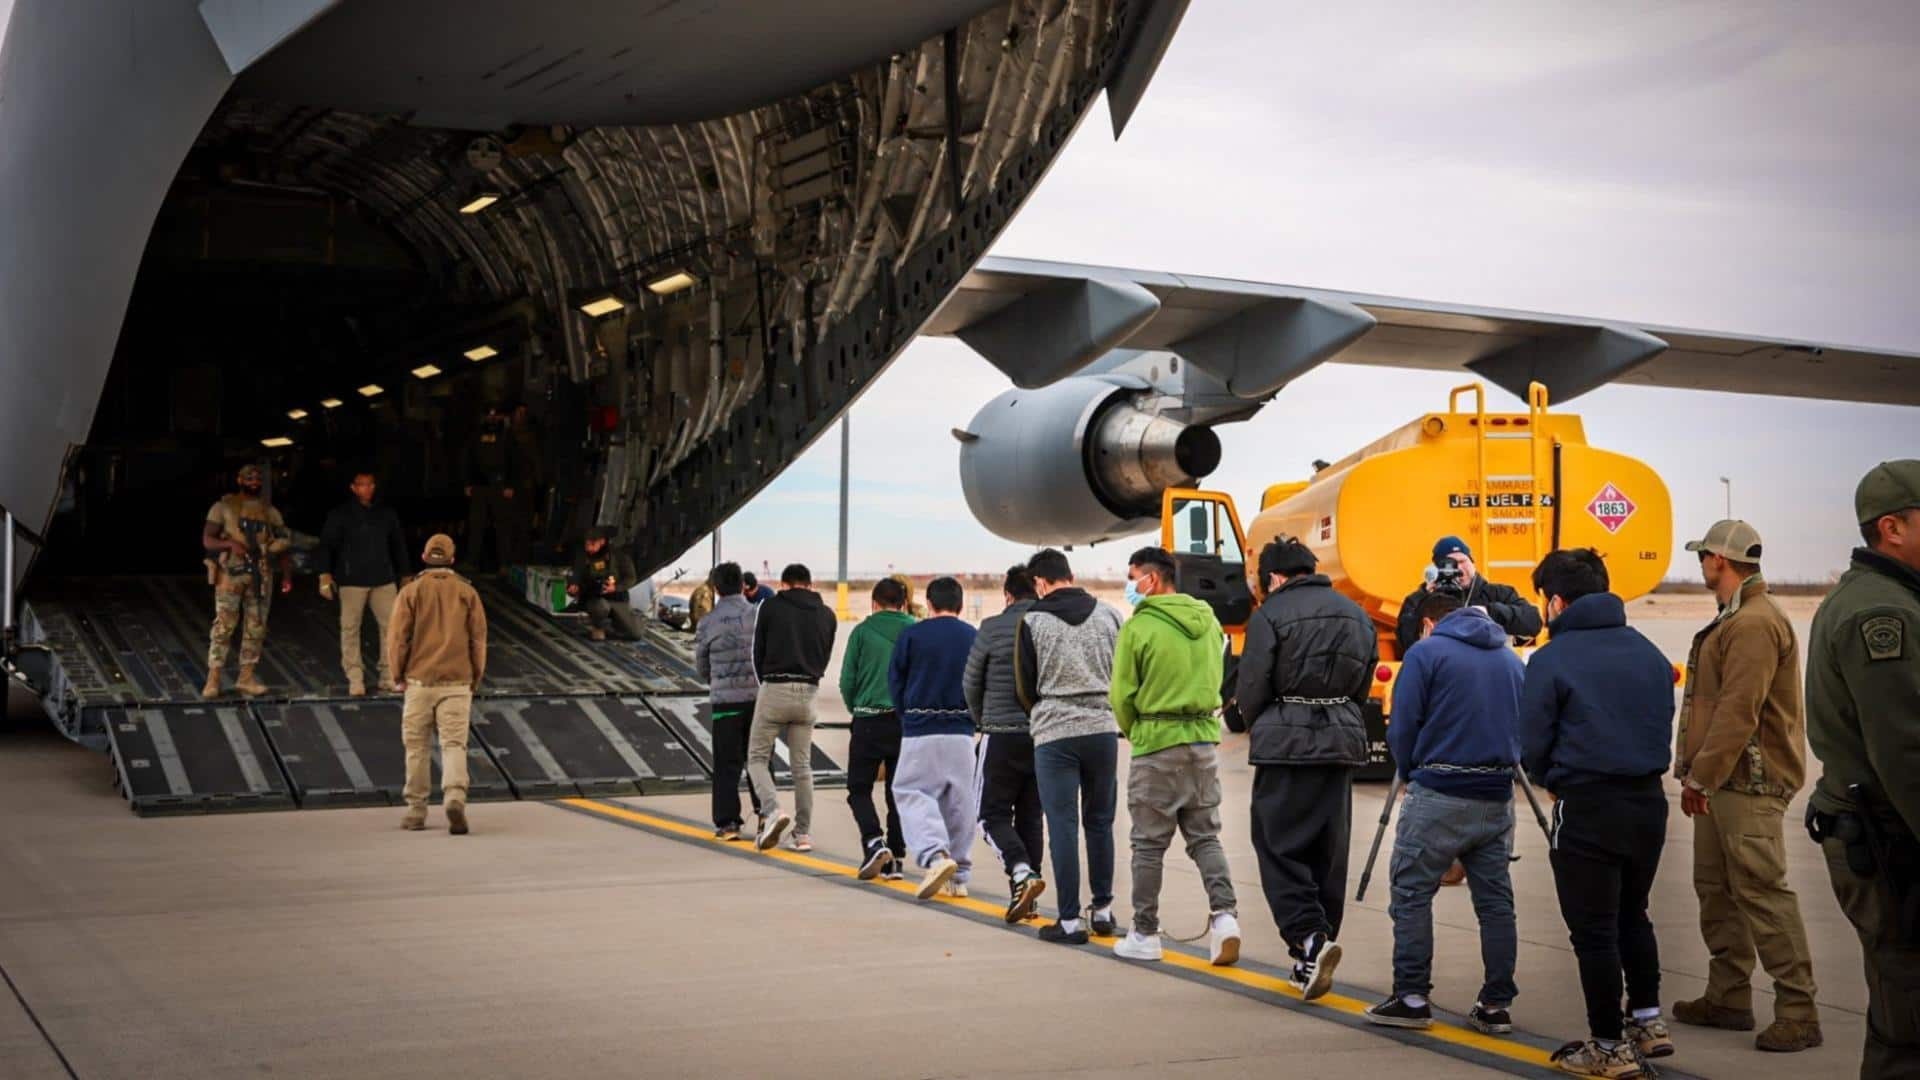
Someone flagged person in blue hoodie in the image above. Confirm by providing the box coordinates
[1366,592,1524,1035]
[887,576,981,901]
[1521,549,1679,1079]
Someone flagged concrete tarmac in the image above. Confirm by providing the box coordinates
[0,604,1875,1079]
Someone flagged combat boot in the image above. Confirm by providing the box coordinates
[1672,996,1755,1031]
[234,665,268,697]
[201,671,223,699]
[446,802,469,836]
[400,807,427,830]
[348,679,367,697]
[1755,1019,1822,1052]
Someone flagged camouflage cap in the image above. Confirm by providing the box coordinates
[422,533,457,566]
[1684,519,1763,562]
[1855,460,1920,524]
[236,464,264,484]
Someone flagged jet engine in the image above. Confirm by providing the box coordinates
[955,377,1222,546]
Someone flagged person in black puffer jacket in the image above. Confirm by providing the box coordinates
[963,564,1046,921]
[1236,537,1378,1000]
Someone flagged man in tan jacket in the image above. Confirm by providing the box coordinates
[1674,519,1820,1051]
[386,533,487,835]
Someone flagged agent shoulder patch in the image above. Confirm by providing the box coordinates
[1861,614,1905,662]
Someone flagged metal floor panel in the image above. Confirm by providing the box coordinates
[469,696,711,799]
[102,704,294,815]
[255,702,513,808]
[648,696,847,789]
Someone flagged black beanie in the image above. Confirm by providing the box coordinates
[1258,538,1318,579]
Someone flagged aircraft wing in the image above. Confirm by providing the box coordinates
[923,256,1920,406]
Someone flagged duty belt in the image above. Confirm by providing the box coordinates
[1282,696,1353,706]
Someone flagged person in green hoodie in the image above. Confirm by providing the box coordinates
[1110,545,1242,966]
[840,577,917,879]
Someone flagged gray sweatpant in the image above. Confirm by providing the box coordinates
[893,733,977,881]
[746,681,817,836]
[1129,742,1237,934]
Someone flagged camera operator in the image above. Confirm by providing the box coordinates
[1395,536,1543,656]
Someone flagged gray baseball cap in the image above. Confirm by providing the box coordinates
[1684,519,1763,561]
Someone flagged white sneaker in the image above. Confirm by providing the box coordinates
[916,856,958,900]
[754,811,791,851]
[1113,930,1163,962]
[1208,912,1242,967]
[942,880,969,899]
[788,833,813,852]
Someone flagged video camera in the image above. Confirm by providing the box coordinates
[1424,556,1468,599]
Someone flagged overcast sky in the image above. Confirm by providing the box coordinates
[674,0,1919,585]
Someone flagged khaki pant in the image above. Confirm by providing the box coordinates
[746,681,817,836]
[1694,789,1818,1020]
[1821,835,1920,1079]
[402,681,472,812]
[339,583,397,688]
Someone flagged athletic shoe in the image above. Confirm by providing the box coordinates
[857,842,893,881]
[1548,1040,1643,1079]
[714,826,742,842]
[1005,871,1046,924]
[1470,1003,1514,1035]
[446,803,469,836]
[1364,993,1433,1030]
[881,867,905,882]
[1038,921,1088,945]
[1290,933,1342,1001]
[942,881,968,899]
[1113,931,1163,962]
[1089,909,1118,937]
[788,833,813,852]
[755,811,791,851]
[1208,912,1242,967]
[916,855,958,899]
[1624,1014,1675,1058]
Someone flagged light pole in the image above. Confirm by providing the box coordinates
[836,414,852,620]
[1720,476,1731,519]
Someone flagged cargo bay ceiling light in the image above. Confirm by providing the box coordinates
[464,345,498,361]
[458,193,499,215]
[260,436,294,448]
[319,397,344,409]
[285,408,309,421]
[577,292,626,318]
[411,364,442,379]
[646,270,697,296]
[356,384,384,398]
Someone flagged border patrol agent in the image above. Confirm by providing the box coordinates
[1805,460,1920,1079]
[201,464,291,698]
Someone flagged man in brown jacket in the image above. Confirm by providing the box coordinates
[1674,519,1820,1051]
[386,533,488,835]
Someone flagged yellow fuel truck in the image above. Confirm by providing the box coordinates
[1159,381,1674,777]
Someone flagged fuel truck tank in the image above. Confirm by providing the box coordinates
[1246,382,1672,641]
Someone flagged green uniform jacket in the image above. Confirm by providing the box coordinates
[1111,593,1225,757]
[838,610,915,719]
[1806,547,1920,832]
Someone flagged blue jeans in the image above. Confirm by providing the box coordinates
[1389,782,1518,1005]
[1034,732,1119,922]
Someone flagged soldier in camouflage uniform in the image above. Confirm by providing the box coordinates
[202,464,292,698]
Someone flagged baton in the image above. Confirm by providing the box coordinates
[1515,765,1553,843]
[1355,772,1404,903]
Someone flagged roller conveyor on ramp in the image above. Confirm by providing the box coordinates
[17,575,842,815]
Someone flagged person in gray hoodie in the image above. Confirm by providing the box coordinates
[965,564,1046,924]
[694,562,761,839]
[1016,548,1125,945]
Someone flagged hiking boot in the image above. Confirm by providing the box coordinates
[201,671,223,699]
[1090,908,1118,937]
[916,855,958,900]
[446,803,469,835]
[1114,930,1163,962]
[1470,1003,1514,1035]
[348,680,367,697]
[401,808,427,831]
[1671,997,1754,1031]
[234,665,268,697]
[754,812,791,852]
[1038,921,1088,946]
[1624,1014,1674,1058]
[1364,993,1433,1030]
[1290,933,1342,1002]
[1756,1019,1823,1052]
[857,842,893,881]
[1549,1039,1644,1079]
[1208,912,1242,967]
[1005,870,1046,924]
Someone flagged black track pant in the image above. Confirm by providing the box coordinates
[1547,775,1668,1041]
[710,705,761,830]
[1251,764,1353,959]
[978,731,1045,877]
[846,713,905,858]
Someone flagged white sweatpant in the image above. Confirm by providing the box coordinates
[893,733,978,880]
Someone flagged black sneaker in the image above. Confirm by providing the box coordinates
[1038,922,1089,946]
[1470,1003,1514,1035]
[1090,909,1118,937]
[857,841,893,881]
[1289,933,1342,1001]
[1005,871,1046,924]
[1364,993,1433,1030]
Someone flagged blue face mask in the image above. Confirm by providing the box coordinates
[1124,577,1145,608]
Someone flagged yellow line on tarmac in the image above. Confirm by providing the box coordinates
[560,797,1556,1072]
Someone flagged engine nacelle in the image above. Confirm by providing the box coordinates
[956,378,1222,546]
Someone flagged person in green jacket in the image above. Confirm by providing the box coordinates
[1109,545,1241,967]
[839,578,917,879]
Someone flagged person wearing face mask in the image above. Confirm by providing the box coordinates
[1519,548,1677,1077]
[201,463,293,699]
[1108,546,1241,967]
[1395,536,1543,656]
